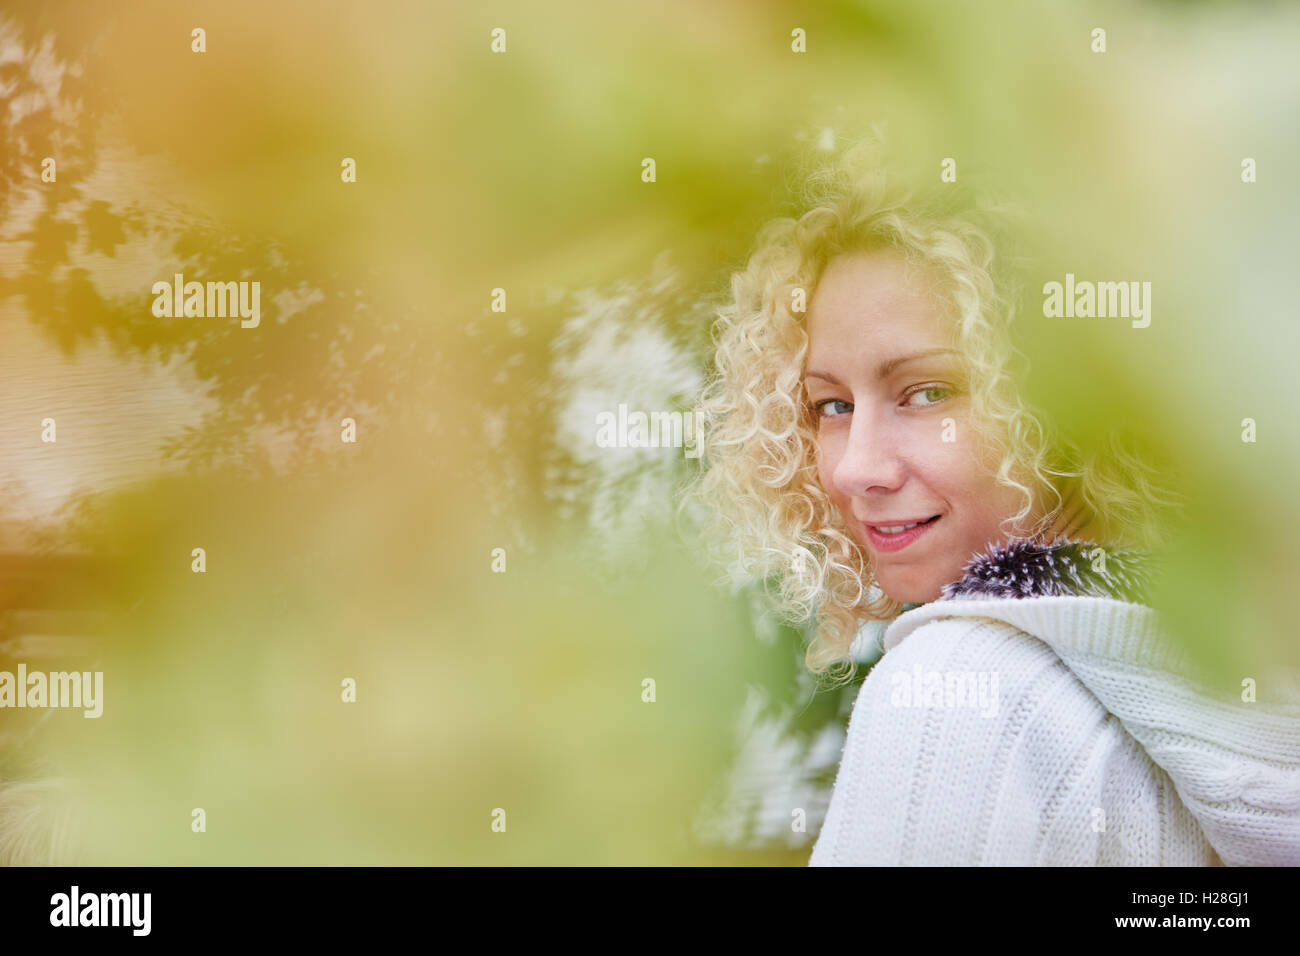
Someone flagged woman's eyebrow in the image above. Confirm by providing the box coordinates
[805,348,959,385]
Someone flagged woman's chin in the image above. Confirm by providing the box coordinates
[875,572,944,606]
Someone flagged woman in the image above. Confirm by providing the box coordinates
[689,141,1300,865]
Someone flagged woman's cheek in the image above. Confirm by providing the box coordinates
[814,450,854,541]
[812,432,836,495]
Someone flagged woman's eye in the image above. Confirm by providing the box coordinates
[905,385,953,408]
[813,398,852,419]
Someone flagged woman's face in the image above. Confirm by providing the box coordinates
[803,249,1029,604]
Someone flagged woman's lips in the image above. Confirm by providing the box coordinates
[863,514,941,554]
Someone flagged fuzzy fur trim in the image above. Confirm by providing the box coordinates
[940,536,1154,604]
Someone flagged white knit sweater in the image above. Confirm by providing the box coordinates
[809,595,1300,866]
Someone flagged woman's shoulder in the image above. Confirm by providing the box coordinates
[862,610,1106,727]
[815,610,1142,864]
[854,537,1300,865]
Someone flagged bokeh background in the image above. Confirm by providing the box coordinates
[1,0,1297,864]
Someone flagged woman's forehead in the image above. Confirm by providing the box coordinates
[806,269,953,361]
[809,249,945,320]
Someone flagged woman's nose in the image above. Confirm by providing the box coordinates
[832,411,906,497]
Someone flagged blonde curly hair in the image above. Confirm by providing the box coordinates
[685,138,1182,686]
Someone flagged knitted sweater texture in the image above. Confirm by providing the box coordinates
[808,538,1300,866]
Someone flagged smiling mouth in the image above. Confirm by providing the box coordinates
[868,516,940,534]
[866,515,941,534]
[862,514,942,553]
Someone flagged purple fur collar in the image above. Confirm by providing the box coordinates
[939,536,1154,604]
